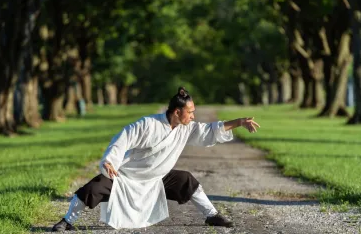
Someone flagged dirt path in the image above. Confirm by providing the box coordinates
[33,106,359,234]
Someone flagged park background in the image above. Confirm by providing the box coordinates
[1,0,361,233]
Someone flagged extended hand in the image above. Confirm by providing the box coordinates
[240,117,260,133]
[103,162,118,179]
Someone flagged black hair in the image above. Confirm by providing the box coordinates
[166,87,192,115]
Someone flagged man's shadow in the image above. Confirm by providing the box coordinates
[208,195,319,206]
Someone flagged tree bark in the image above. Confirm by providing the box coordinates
[320,33,352,117]
[318,56,334,116]
[348,6,361,124]
[64,84,77,114]
[79,57,93,111]
[21,75,42,127]
[299,54,313,108]
[289,71,302,103]
[266,65,278,104]
[286,3,303,103]
[42,93,65,121]
[97,87,104,106]
[300,58,324,108]
[278,72,290,103]
[118,85,129,105]
[77,25,93,111]
[0,0,34,134]
[0,84,17,135]
[311,59,325,108]
[318,3,351,117]
[105,83,118,105]
[39,1,69,121]
[238,82,250,105]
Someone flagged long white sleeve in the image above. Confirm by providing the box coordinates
[186,121,233,147]
[99,117,148,178]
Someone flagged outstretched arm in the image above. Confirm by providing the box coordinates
[223,117,260,133]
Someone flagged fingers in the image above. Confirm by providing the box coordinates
[107,168,116,178]
[245,118,260,127]
[243,117,260,133]
[252,121,260,128]
[104,163,117,179]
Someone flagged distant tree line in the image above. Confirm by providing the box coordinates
[0,0,360,135]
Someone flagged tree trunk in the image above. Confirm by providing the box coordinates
[82,72,93,110]
[118,85,129,105]
[238,82,250,105]
[21,75,42,127]
[64,85,77,114]
[311,59,325,108]
[278,72,290,103]
[318,2,351,117]
[0,86,17,135]
[0,0,34,135]
[289,72,302,103]
[97,88,104,106]
[286,3,303,104]
[41,67,67,121]
[77,25,93,111]
[42,92,65,121]
[300,68,313,108]
[105,83,118,105]
[318,56,334,116]
[267,67,278,104]
[301,58,325,108]
[320,34,352,117]
[348,6,361,124]
[79,57,93,111]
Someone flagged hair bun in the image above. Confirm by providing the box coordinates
[178,87,187,97]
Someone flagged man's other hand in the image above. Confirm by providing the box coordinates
[103,162,118,179]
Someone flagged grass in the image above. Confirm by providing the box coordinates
[218,104,361,204]
[0,104,159,234]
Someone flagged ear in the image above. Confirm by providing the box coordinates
[175,108,181,117]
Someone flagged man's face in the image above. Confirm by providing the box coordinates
[177,101,195,125]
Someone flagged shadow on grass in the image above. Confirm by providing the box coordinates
[79,113,144,121]
[208,195,318,206]
[0,134,111,149]
[249,137,361,145]
[0,184,57,197]
[36,123,125,133]
[0,214,30,231]
[1,161,84,175]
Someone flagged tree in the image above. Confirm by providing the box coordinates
[0,0,39,135]
[348,0,361,124]
[15,1,42,128]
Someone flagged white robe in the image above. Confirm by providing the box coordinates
[99,112,233,229]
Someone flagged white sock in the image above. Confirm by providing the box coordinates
[190,185,218,217]
[64,194,86,224]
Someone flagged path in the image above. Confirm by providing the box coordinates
[33,106,359,234]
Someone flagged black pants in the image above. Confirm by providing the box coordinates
[75,169,200,209]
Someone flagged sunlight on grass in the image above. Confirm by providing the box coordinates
[0,104,159,233]
[219,104,361,203]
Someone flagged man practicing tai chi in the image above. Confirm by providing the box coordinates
[52,87,260,231]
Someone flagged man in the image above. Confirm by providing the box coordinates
[52,87,260,231]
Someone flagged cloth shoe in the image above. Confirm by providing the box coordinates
[205,213,234,227]
[51,218,73,232]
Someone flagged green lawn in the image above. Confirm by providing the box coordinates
[0,105,159,234]
[219,104,361,203]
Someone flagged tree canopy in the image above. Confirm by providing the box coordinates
[0,0,361,135]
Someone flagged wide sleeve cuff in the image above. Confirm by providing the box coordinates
[211,121,234,143]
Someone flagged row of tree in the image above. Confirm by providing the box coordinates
[0,0,360,136]
[280,0,361,123]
